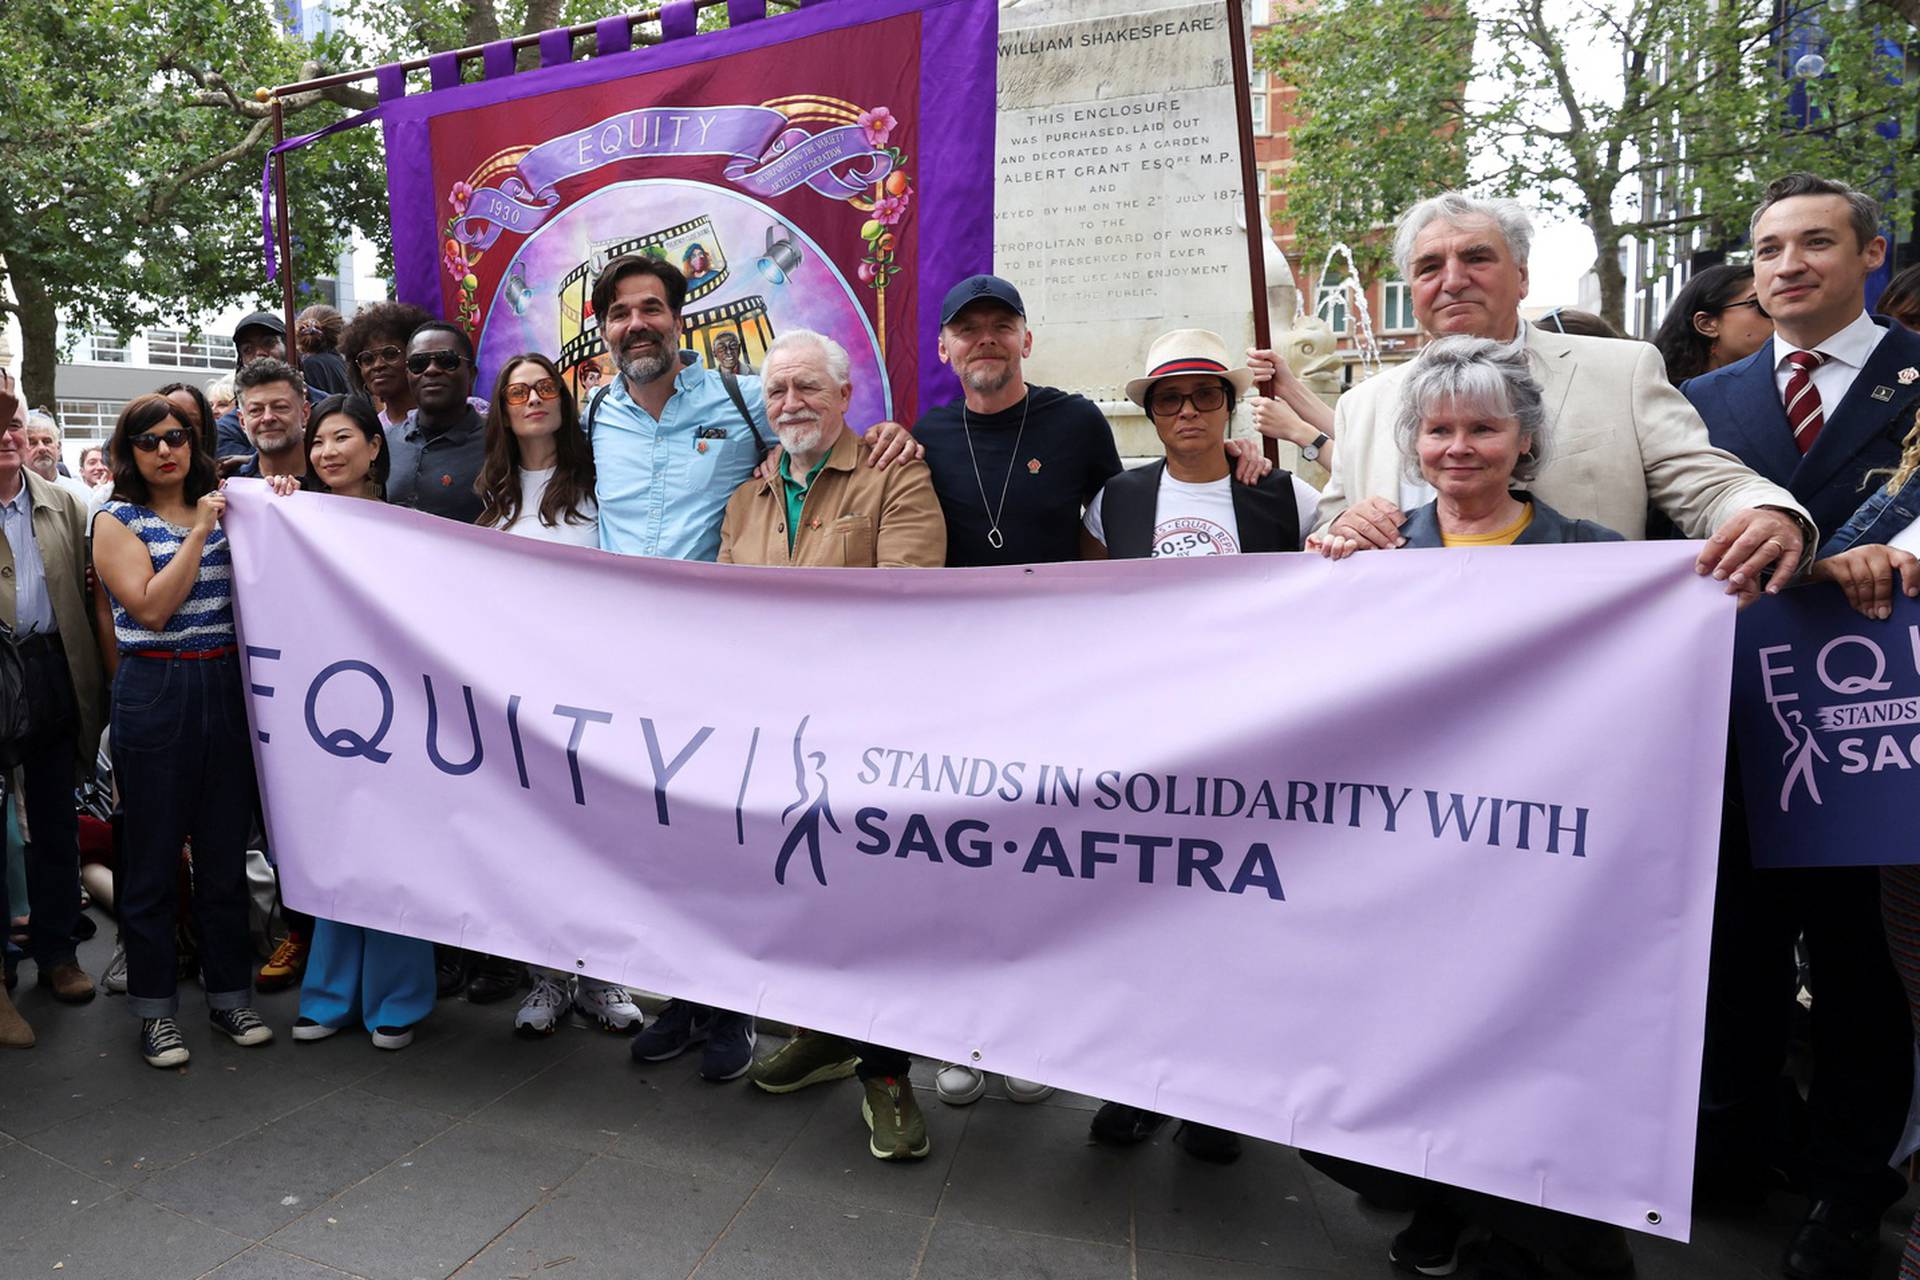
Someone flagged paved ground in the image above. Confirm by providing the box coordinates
[3,922,1915,1280]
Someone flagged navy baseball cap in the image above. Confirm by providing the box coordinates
[939,275,1026,326]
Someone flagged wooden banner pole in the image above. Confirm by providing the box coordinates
[1223,0,1279,463]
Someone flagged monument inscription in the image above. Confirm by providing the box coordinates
[996,0,1256,404]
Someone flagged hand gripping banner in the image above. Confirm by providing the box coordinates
[224,483,1735,1240]
[1732,586,1920,866]
[380,0,997,427]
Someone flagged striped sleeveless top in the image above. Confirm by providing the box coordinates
[101,501,235,653]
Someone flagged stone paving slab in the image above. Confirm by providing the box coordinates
[1,920,1914,1279]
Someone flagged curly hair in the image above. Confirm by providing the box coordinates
[340,301,434,394]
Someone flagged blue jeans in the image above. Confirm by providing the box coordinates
[112,653,257,1019]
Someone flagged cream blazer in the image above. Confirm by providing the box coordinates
[1312,326,1812,540]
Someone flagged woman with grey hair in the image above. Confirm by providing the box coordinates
[1312,336,1620,557]
[1306,334,1630,1279]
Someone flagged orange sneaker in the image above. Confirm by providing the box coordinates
[256,931,309,992]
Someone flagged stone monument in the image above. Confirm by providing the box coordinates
[996,0,1260,458]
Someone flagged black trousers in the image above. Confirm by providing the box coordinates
[1698,771,1913,1210]
[1301,1151,1630,1264]
[3,635,84,970]
[113,654,257,1018]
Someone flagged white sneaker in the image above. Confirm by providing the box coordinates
[935,1063,987,1106]
[573,977,643,1031]
[100,944,128,995]
[1003,1076,1054,1103]
[514,973,571,1037]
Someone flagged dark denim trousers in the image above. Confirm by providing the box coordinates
[1,635,84,970]
[111,653,257,1018]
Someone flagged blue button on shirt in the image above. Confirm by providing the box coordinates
[0,482,54,635]
[591,353,768,562]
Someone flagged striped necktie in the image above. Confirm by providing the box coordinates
[1783,349,1828,453]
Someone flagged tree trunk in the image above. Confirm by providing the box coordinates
[1585,217,1627,335]
[8,260,59,422]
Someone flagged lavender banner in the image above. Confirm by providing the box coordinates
[224,483,1734,1240]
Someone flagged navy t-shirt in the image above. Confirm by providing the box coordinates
[912,385,1120,567]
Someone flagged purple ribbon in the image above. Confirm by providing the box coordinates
[449,105,895,252]
[261,107,388,281]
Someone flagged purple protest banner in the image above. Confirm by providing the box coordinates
[380,0,993,425]
[1731,586,1920,866]
[223,482,1734,1240]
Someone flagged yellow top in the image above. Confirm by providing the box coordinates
[1440,502,1534,547]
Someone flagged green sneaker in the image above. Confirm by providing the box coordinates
[862,1076,930,1161]
[748,1031,860,1094]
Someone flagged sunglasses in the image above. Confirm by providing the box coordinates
[406,350,469,374]
[355,344,405,369]
[503,378,561,406]
[1146,385,1228,419]
[131,428,192,452]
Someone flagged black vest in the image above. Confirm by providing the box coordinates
[1100,458,1301,559]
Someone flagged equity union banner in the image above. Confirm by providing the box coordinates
[381,0,996,425]
[1732,586,1920,866]
[223,483,1734,1240]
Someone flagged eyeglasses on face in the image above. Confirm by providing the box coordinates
[1146,384,1228,419]
[406,350,469,374]
[1720,296,1770,319]
[503,378,561,406]
[131,428,191,452]
[355,345,405,369]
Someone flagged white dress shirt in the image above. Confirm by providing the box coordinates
[1771,310,1887,419]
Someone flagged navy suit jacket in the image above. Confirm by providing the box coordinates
[1682,317,1920,538]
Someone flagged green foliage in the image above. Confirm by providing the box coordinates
[1258,0,1920,326]
[1258,0,1473,283]
[0,0,386,354]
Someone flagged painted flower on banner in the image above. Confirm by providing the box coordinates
[857,106,896,149]
[854,136,910,297]
[448,180,474,217]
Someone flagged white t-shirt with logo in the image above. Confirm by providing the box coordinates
[1083,469,1320,556]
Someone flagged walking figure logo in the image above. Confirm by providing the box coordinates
[1775,706,1828,812]
[775,715,838,886]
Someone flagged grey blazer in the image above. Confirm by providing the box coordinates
[1400,491,1624,548]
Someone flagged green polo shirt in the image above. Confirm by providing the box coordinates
[778,450,832,554]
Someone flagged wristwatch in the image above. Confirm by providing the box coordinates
[1301,432,1329,462]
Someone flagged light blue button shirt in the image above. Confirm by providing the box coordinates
[0,480,54,635]
[590,352,768,562]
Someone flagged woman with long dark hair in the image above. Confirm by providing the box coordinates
[92,395,272,1068]
[1652,264,1772,384]
[474,354,632,1036]
[476,353,598,546]
[303,394,390,501]
[1878,263,1920,331]
[261,394,434,1051]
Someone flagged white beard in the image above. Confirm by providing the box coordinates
[775,415,830,458]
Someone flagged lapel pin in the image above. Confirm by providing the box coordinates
[1873,385,1896,402]
[696,439,709,453]
[1027,458,1042,474]
[1900,367,1918,384]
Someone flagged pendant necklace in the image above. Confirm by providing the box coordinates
[962,390,1030,550]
